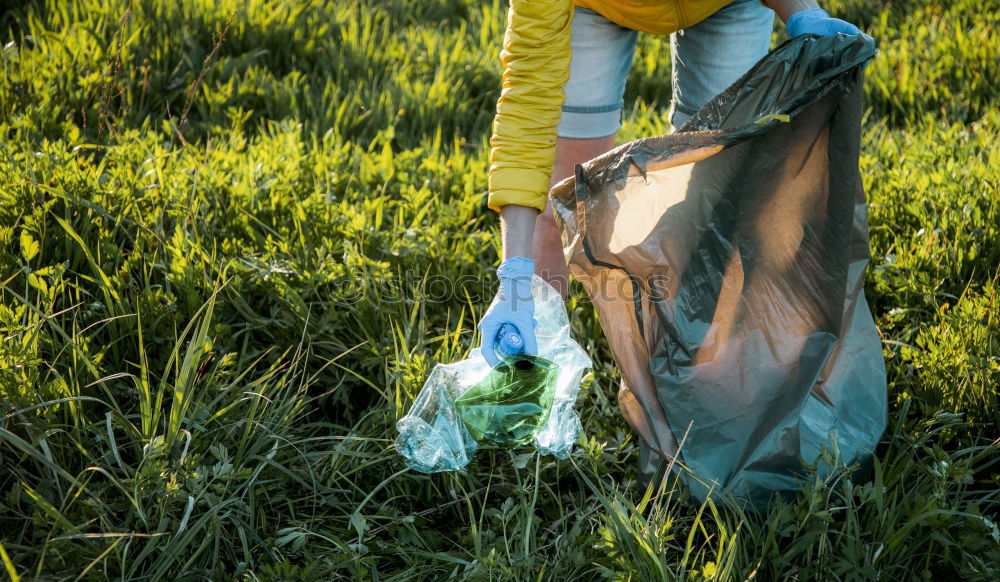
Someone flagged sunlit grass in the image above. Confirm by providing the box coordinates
[0,0,997,579]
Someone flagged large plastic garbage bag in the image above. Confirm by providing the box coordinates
[395,275,592,473]
[549,34,887,510]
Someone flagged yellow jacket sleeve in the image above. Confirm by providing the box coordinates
[487,0,573,212]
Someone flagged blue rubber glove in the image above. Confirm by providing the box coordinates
[478,256,538,367]
[786,8,871,41]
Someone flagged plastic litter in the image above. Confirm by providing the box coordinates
[395,275,592,472]
[455,354,559,447]
[549,34,887,510]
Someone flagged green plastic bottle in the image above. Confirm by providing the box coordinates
[455,354,560,448]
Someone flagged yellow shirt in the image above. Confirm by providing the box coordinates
[487,0,733,212]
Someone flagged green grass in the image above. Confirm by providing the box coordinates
[0,0,997,579]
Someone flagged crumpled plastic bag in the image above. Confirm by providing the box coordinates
[395,275,593,473]
[549,34,887,510]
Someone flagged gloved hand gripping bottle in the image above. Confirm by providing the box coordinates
[395,274,593,472]
[455,323,560,448]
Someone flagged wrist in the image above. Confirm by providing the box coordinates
[499,204,539,261]
[763,0,821,23]
[498,256,535,280]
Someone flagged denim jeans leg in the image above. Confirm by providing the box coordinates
[558,7,639,139]
[669,0,774,131]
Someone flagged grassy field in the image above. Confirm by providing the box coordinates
[0,0,997,579]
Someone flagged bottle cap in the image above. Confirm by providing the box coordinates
[495,323,525,360]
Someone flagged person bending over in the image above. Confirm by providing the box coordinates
[479,0,869,363]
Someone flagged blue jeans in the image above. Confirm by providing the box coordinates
[558,0,774,137]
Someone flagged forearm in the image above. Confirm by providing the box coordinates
[762,0,820,22]
[499,204,538,261]
[487,0,572,212]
